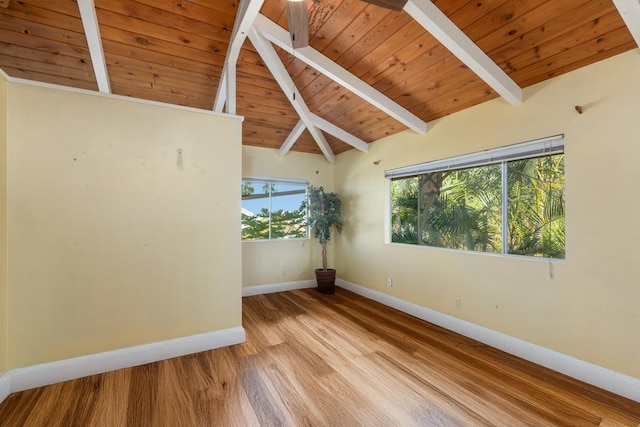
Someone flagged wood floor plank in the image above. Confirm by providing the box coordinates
[1,288,639,426]
[88,368,130,426]
[125,363,158,427]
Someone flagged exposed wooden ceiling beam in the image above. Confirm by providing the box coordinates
[279,119,306,157]
[403,0,522,106]
[214,0,265,114]
[77,0,110,93]
[248,29,335,163]
[612,0,640,48]
[253,14,427,135]
[214,66,229,113]
[279,114,370,157]
[309,114,369,153]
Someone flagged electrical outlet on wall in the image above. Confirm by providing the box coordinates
[387,278,393,287]
[455,298,462,308]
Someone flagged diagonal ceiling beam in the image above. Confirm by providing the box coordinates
[253,14,427,135]
[612,0,640,48]
[214,0,265,114]
[279,114,370,157]
[77,0,110,93]
[279,119,306,157]
[248,29,335,163]
[309,114,369,152]
[403,0,522,106]
[214,65,230,113]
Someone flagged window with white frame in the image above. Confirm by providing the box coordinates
[241,178,309,240]
[386,135,565,259]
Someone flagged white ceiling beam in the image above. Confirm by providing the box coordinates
[77,0,110,93]
[404,0,522,106]
[309,113,369,153]
[214,65,229,112]
[224,62,237,115]
[279,119,306,157]
[214,0,265,113]
[248,29,335,163]
[613,0,640,48]
[278,114,370,157]
[253,14,427,135]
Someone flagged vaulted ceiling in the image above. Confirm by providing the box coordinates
[1,0,638,161]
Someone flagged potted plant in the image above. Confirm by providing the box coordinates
[303,185,343,294]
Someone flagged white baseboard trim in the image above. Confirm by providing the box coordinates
[0,372,10,404]
[242,280,316,297]
[336,278,640,403]
[7,326,245,395]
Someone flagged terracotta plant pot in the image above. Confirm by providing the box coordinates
[315,268,336,294]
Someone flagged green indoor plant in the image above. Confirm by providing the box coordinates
[303,185,343,294]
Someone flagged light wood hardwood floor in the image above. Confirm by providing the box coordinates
[1,288,639,426]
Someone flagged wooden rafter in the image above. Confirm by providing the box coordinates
[403,0,522,106]
[214,0,265,114]
[248,28,335,163]
[612,0,640,48]
[77,0,110,93]
[253,13,427,135]
[1,0,622,156]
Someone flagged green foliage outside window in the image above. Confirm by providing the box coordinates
[391,154,565,259]
[241,180,307,240]
[241,208,307,240]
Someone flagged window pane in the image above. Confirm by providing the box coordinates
[241,181,270,240]
[391,165,502,252]
[391,177,419,244]
[424,166,502,252]
[241,180,308,241]
[270,183,307,239]
[388,138,565,259]
[507,154,565,258]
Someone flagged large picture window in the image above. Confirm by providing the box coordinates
[387,136,565,259]
[241,178,308,240]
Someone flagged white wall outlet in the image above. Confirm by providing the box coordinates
[387,278,393,287]
[455,298,462,308]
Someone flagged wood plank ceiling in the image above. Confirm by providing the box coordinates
[0,0,637,158]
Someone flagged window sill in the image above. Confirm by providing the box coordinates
[386,241,565,264]
[242,238,310,243]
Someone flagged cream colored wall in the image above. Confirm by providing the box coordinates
[242,146,333,287]
[334,49,640,379]
[6,82,243,368]
[0,73,8,375]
